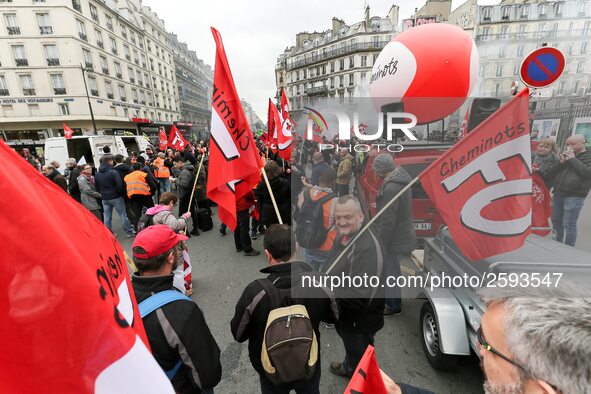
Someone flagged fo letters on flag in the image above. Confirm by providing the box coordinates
[420,89,532,261]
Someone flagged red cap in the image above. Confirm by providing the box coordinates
[132,225,188,259]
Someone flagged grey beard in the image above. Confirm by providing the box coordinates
[483,381,525,394]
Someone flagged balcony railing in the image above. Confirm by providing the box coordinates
[111,49,118,55]
[47,58,60,66]
[39,26,53,35]
[125,54,131,60]
[79,32,87,41]
[15,58,28,67]
[133,99,138,104]
[84,62,93,70]
[91,89,99,96]
[54,88,66,95]
[130,78,135,83]
[97,41,104,49]
[116,73,122,79]
[476,29,590,42]
[107,93,114,99]
[23,88,36,95]
[286,40,389,70]
[305,85,328,95]
[102,67,109,74]
[138,81,143,86]
[0,89,9,96]
[7,26,21,35]
[91,13,98,22]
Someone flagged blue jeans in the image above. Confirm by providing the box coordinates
[159,178,171,195]
[304,249,331,272]
[335,325,375,376]
[385,252,401,311]
[103,197,133,236]
[552,196,585,247]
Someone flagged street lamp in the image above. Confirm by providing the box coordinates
[80,64,97,134]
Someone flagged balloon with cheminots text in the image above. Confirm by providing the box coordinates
[369,23,479,125]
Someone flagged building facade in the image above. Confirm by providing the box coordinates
[0,0,181,152]
[240,99,263,131]
[170,33,213,139]
[275,5,399,116]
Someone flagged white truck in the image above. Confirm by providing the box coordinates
[44,135,152,173]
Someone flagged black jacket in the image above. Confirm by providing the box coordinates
[113,163,132,198]
[310,161,330,186]
[540,150,591,198]
[256,176,291,226]
[375,167,417,254]
[230,262,337,376]
[325,229,385,334]
[95,163,124,200]
[132,274,222,394]
[47,170,67,192]
[67,167,81,202]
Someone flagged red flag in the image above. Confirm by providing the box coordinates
[277,89,294,161]
[207,27,262,231]
[63,123,74,139]
[419,88,532,261]
[158,127,168,151]
[0,140,174,393]
[531,173,552,236]
[458,109,469,139]
[305,107,329,143]
[168,124,189,151]
[267,98,280,152]
[344,345,387,394]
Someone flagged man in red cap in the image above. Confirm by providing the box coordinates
[132,225,221,394]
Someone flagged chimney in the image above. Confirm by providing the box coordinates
[365,5,370,26]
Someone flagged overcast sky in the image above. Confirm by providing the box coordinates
[142,0,499,119]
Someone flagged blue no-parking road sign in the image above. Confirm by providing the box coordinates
[519,47,565,89]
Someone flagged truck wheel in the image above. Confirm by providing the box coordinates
[420,301,459,371]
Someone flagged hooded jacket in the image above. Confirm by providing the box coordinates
[176,162,195,200]
[146,204,188,233]
[47,170,67,192]
[255,176,291,225]
[132,274,221,394]
[375,166,418,254]
[230,261,337,376]
[94,163,124,200]
[540,150,591,197]
[113,163,132,198]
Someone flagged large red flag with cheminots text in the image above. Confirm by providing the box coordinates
[344,345,387,394]
[0,141,174,393]
[158,127,168,151]
[207,27,262,230]
[419,88,532,261]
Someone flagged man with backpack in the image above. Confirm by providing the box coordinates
[297,167,338,271]
[132,225,221,393]
[124,162,157,229]
[231,224,338,394]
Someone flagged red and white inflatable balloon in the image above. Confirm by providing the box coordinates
[369,24,479,125]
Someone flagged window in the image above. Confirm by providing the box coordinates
[37,13,53,35]
[140,90,146,104]
[339,75,343,88]
[19,74,35,95]
[349,56,354,68]
[76,19,87,41]
[501,6,511,20]
[349,73,354,86]
[12,45,27,66]
[82,48,93,69]
[72,0,81,12]
[0,75,9,95]
[572,80,580,94]
[121,25,127,39]
[361,56,367,67]
[124,45,130,60]
[118,85,126,101]
[581,42,588,54]
[578,1,587,16]
[500,26,508,40]
[518,24,526,38]
[105,80,113,99]
[89,4,99,22]
[4,14,20,35]
[520,4,529,19]
[100,56,108,74]
[127,66,134,83]
[577,62,585,73]
[517,45,525,57]
[482,7,492,21]
[481,26,490,40]
[583,21,590,35]
[44,44,60,66]
[95,29,103,48]
[114,62,122,78]
[28,104,40,116]
[59,103,70,115]
[133,50,139,64]
[554,2,564,16]
[110,37,117,55]
[88,76,98,96]
[339,59,344,70]
[496,64,503,77]
[141,54,146,68]
[136,69,142,85]
[499,46,506,58]
[538,3,548,17]
[479,65,487,77]
[105,15,113,30]
[144,73,149,87]
[132,88,138,103]
[130,31,136,44]
[50,74,66,94]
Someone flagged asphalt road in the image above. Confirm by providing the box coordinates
[115,211,485,394]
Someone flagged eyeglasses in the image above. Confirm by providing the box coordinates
[477,327,526,371]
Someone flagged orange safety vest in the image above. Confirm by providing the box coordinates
[124,171,151,198]
[309,189,337,252]
[153,157,170,178]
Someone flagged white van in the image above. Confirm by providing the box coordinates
[44,135,153,173]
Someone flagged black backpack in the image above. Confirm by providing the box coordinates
[197,208,213,231]
[295,191,335,249]
[136,212,155,232]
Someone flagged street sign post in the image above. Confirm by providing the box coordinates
[519,47,565,89]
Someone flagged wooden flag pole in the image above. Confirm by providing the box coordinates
[261,166,283,225]
[324,176,419,275]
[185,153,206,216]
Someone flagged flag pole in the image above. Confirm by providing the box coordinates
[324,176,419,275]
[185,152,206,216]
[261,166,283,225]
